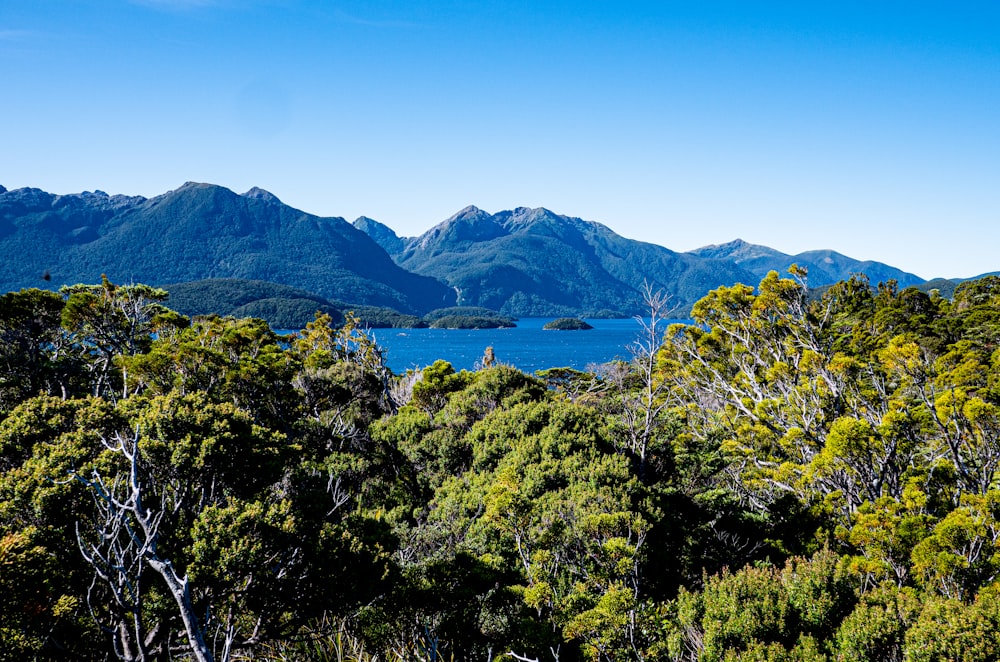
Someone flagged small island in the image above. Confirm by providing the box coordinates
[543,317,594,330]
[429,315,516,329]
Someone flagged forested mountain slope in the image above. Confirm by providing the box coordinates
[381,205,759,316]
[162,277,345,329]
[689,237,924,287]
[0,183,454,314]
[2,181,954,320]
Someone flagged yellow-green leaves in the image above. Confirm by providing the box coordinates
[910,491,1000,601]
[904,587,1000,662]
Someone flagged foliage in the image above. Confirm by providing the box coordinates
[0,288,79,414]
[666,549,855,662]
[6,270,1000,661]
[0,182,453,313]
[164,277,345,329]
[424,306,515,324]
[543,317,594,330]
[429,315,516,329]
[348,305,428,329]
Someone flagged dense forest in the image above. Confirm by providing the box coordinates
[3,271,1000,661]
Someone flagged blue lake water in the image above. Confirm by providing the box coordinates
[368,318,663,374]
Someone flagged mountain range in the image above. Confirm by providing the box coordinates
[0,182,451,314]
[358,206,754,316]
[0,182,946,320]
[358,207,927,316]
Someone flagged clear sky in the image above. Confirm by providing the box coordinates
[2,1,998,280]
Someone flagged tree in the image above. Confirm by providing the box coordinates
[0,288,76,412]
[60,276,179,400]
[0,394,126,657]
[665,549,855,662]
[832,584,920,662]
[658,271,844,515]
[0,288,404,660]
[604,282,676,481]
[910,491,1000,600]
[73,426,216,662]
[903,586,1000,661]
[423,398,648,659]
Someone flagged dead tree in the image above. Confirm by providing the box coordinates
[73,427,218,662]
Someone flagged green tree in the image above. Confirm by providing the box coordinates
[0,288,76,413]
[831,584,920,662]
[60,276,179,400]
[666,549,855,662]
[910,491,1000,600]
[422,398,649,659]
[0,395,125,658]
[903,586,1000,661]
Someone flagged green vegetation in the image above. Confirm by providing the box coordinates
[391,206,753,316]
[424,306,517,329]
[587,308,630,319]
[163,281,462,330]
[5,272,1000,661]
[543,317,594,330]
[347,305,428,329]
[0,182,453,313]
[428,314,516,329]
[424,305,517,324]
[164,278,344,329]
[383,207,923,317]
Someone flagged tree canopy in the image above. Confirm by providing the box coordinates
[4,273,1000,661]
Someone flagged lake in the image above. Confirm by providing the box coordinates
[368,317,666,374]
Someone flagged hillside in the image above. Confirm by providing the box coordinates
[689,238,924,288]
[382,206,758,316]
[162,278,344,329]
[0,183,454,314]
[1,182,962,320]
[353,216,406,255]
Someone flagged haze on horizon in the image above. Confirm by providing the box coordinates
[2,1,997,281]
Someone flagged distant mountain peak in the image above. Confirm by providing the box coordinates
[395,205,759,316]
[354,216,398,236]
[0,185,7,194]
[446,205,489,222]
[690,238,787,262]
[415,205,506,246]
[508,206,556,221]
[67,190,110,202]
[697,238,750,251]
[0,180,453,314]
[354,216,405,256]
[242,187,282,205]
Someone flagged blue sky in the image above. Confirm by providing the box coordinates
[2,1,997,280]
